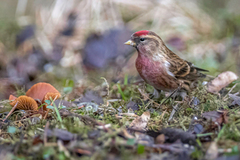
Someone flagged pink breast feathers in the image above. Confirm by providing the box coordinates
[135,55,178,91]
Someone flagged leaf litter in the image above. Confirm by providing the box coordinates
[0,69,239,160]
[1,1,240,159]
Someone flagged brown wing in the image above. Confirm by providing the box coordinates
[183,61,208,80]
[168,52,208,81]
[168,57,208,91]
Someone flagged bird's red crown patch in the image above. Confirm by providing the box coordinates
[134,30,149,36]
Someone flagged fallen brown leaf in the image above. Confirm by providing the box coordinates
[75,148,91,155]
[207,71,238,94]
[205,141,218,160]
[156,134,165,144]
[202,110,228,125]
[128,111,150,131]
[229,92,240,106]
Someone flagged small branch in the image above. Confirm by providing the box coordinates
[138,88,159,107]
[168,104,179,122]
[101,77,109,98]
[43,95,59,120]
[223,83,238,101]
[44,121,49,146]
[3,102,18,122]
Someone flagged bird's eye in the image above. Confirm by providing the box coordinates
[140,38,145,41]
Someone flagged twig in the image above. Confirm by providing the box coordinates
[138,88,159,107]
[107,99,122,102]
[160,84,182,107]
[159,110,167,121]
[43,109,49,120]
[101,77,109,97]
[223,83,238,101]
[118,113,138,117]
[3,102,18,122]
[149,143,186,153]
[168,104,179,122]
[43,95,58,120]
[75,148,91,155]
[14,128,24,154]
[43,121,57,147]
[116,113,138,119]
[44,121,49,146]
[160,88,179,106]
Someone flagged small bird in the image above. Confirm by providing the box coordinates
[125,30,208,97]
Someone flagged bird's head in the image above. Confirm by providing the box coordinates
[124,30,165,57]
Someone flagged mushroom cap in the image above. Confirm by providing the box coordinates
[26,82,60,102]
[9,95,38,110]
[42,92,61,110]
[9,95,17,101]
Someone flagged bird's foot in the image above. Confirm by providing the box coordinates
[149,88,163,99]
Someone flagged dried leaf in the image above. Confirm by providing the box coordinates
[129,111,150,131]
[229,92,240,106]
[57,140,70,157]
[202,110,228,125]
[10,96,38,110]
[75,148,91,155]
[207,71,238,94]
[121,129,134,139]
[156,134,165,144]
[135,133,154,145]
[193,124,203,134]
[127,101,140,112]
[32,135,43,145]
[205,141,218,160]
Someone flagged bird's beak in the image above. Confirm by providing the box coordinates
[124,40,136,47]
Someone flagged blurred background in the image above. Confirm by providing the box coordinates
[0,0,240,99]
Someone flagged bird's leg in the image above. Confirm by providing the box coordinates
[151,88,161,99]
[142,88,160,109]
[148,88,163,100]
[179,91,187,101]
[160,86,181,106]
[164,86,183,121]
